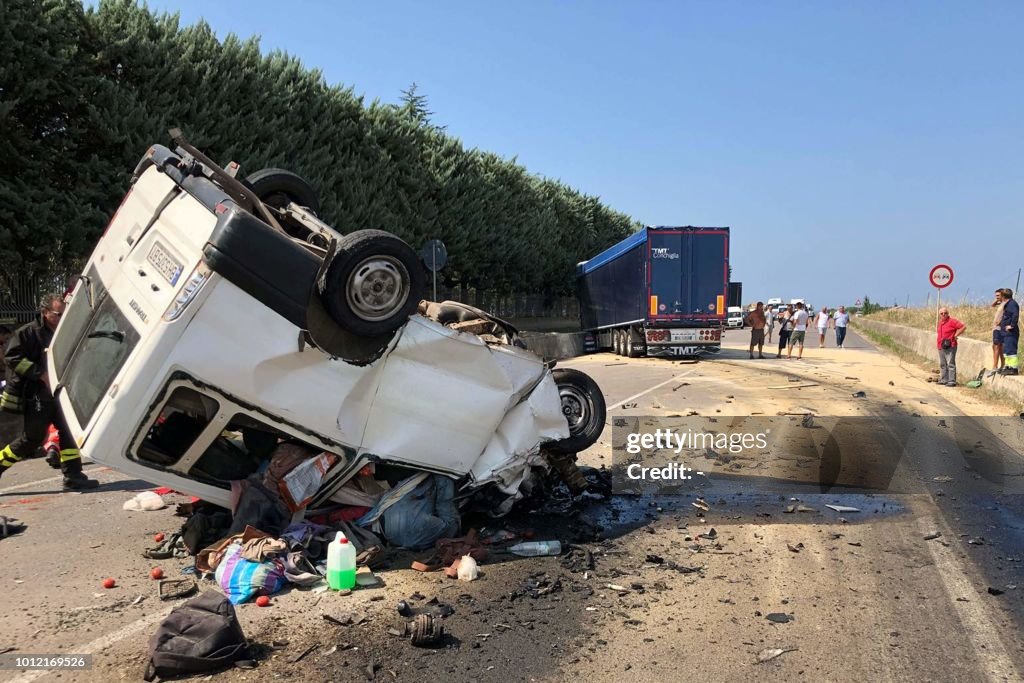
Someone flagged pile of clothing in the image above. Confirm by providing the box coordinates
[165,442,463,604]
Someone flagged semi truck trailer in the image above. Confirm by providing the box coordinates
[577,226,729,358]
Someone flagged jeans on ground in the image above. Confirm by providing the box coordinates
[381,475,460,550]
[939,347,957,383]
[835,326,847,347]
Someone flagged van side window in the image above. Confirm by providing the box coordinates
[187,415,286,485]
[137,387,219,466]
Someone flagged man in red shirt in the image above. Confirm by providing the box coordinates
[936,308,966,386]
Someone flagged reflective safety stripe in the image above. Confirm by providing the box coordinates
[14,358,34,376]
[0,392,21,409]
[1,444,22,464]
[59,448,81,463]
[1006,354,1019,369]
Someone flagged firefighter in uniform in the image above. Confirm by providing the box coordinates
[0,293,98,489]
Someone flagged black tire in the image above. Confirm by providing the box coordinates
[546,368,607,455]
[320,229,425,336]
[626,327,644,358]
[244,168,321,214]
[614,328,624,356]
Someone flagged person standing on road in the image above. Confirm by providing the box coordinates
[815,306,831,348]
[989,290,1007,377]
[788,302,809,359]
[776,304,794,358]
[936,307,966,386]
[748,302,767,359]
[0,294,98,489]
[765,305,775,344]
[997,288,1019,376]
[833,306,850,349]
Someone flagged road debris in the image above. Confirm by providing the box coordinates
[692,498,710,512]
[825,505,860,513]
[852,391,867,398]
[765,613,793,624]
[123,491,166,511]
[757,647,798,664]
[457,555,480,581]
[932,476,954,483]
[923,532,942,541]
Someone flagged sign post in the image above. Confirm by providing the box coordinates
[929,264,954,324]
[421,239,448,302]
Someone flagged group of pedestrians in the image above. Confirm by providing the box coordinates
[746,301,850,360]
[935,287,1019,386]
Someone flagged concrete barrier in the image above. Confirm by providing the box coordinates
[521,331,588,361]
[854,318,1024,406]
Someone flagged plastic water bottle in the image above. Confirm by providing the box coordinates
[326,532,357,590]
[508,540,562,557]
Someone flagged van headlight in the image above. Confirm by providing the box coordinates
[163,264,211,321]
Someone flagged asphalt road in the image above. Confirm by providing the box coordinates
[2,326,1024,682]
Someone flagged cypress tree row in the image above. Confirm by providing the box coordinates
[1,0,639,296]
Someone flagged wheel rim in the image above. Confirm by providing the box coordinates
[559,385,593,435]
[346,255,410,322]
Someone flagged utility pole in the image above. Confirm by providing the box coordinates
[1016,268,1021,297]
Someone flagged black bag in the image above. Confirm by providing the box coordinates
[144,591,248,681]
[941,338,952,350]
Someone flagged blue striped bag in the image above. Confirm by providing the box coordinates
[215,542,287,605]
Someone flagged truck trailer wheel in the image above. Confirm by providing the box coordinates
[626,327,645,358]
[546,368,607,455]
[320,229,425,336]
[615,328,625,356]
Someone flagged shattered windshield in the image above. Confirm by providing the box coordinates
[61,296,141,426]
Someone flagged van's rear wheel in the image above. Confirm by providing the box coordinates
[244,168,321,238]
[244,168,320,213]
[546,368,606,455]
[320,230,425,336]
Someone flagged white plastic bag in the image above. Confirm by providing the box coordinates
[122,491,166,511]
[457,554,479,582]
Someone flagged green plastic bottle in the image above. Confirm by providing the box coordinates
[326,532,357,590]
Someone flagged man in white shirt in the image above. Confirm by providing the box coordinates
[787,303,809,359]
[815,307,831,348]
[833,306,850,348]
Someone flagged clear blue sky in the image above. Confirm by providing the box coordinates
[141,0,1022,308]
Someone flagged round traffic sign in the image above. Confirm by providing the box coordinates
[929,264,953,289]
[421,239,447,272]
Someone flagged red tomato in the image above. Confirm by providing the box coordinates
[102,578,116,589]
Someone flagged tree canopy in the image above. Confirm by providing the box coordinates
[1,0,639,296]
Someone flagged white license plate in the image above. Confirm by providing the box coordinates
[670,330,698,342]
[147,241,184,286]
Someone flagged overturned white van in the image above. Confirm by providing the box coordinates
[48,134,605,514]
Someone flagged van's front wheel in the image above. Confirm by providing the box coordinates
[320,230,425,336]
[546,368,606,455]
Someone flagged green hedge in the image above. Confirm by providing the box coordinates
[1,0,638,295]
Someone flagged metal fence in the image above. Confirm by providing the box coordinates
[0,272,73,325]
[0,273,578,327]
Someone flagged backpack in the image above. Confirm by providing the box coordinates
[144,591,248,681]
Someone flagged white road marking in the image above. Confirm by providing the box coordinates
[5,599,187,683]
[917,516,1020,682]
[0,474,66,495]
[607,370,696,410]
[0,463,108,495]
